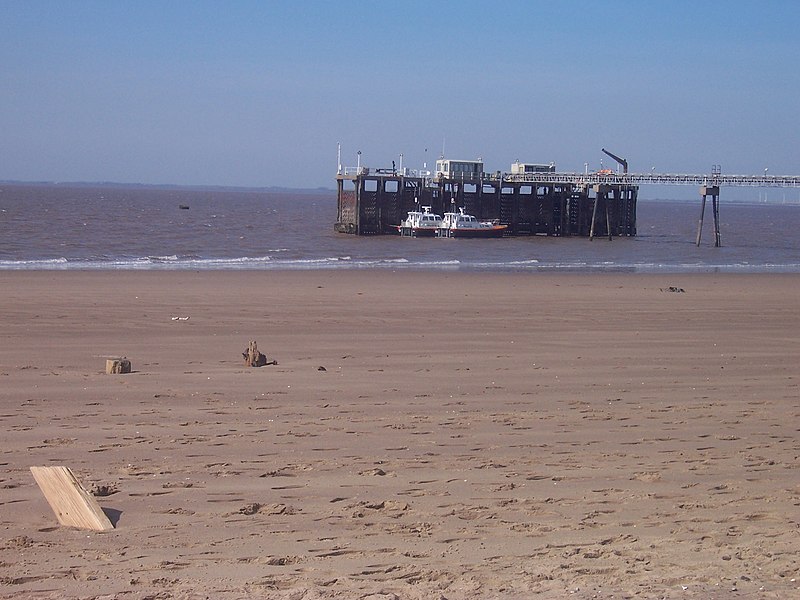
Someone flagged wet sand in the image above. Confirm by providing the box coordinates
[0,271,798,599]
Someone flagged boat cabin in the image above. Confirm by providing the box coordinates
[438,207,507,238]
[441,208,487,229]
[398,206,443,237]
[401,206,442,228]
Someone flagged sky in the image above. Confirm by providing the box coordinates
[2,0,799,193]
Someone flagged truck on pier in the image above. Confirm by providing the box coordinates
[510,161,556,174]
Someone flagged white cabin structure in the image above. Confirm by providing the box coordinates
[435,159,484,179]
[510,161,556,174]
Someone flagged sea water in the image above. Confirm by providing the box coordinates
[1,183,798,272]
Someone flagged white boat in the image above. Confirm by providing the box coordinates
[396,206,443,237]
[437,208,507,238]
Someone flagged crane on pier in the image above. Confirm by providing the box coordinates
[601,148,628,174]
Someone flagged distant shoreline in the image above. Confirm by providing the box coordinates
[0,180,335,195]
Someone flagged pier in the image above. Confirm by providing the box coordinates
[335,158,800,245]
[335,169,637,239]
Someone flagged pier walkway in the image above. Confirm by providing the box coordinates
[501,172,800,188]
[339,166,800,188]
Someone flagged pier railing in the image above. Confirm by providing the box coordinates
[341,166,433,178]
[338,168,800,188]
[500,172,800,187]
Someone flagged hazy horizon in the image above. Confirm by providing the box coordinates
[2,1,799,201]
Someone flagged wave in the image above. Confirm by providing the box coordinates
[2,255,799,272]
[146,255,180,262]
[0,255,356,270]
[0,257,69,268]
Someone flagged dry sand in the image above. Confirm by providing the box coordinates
[0,271,798,599]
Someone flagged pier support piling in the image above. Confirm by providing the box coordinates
[590,185,612,241]
[696,185,721,247]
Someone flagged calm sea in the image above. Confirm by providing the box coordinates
[1,183,798,272]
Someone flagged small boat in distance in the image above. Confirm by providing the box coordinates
[397,206,443,237]
[437,207,507,238]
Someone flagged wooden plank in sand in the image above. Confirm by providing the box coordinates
[30,466,114,531]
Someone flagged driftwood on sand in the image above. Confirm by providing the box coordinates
[242,341,275,367]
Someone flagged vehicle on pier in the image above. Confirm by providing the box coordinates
[396,206,443,237]
[437,207,507,238]
[510,160,556,174]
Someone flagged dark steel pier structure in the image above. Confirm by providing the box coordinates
[335,157,800,245]
[335,169,637,240]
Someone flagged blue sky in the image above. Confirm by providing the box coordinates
[2,1,799,192]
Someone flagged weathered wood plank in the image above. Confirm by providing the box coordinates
[30,466,114,531]
[105,358,131,374]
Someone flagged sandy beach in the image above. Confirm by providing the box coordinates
[0,271,797,599]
